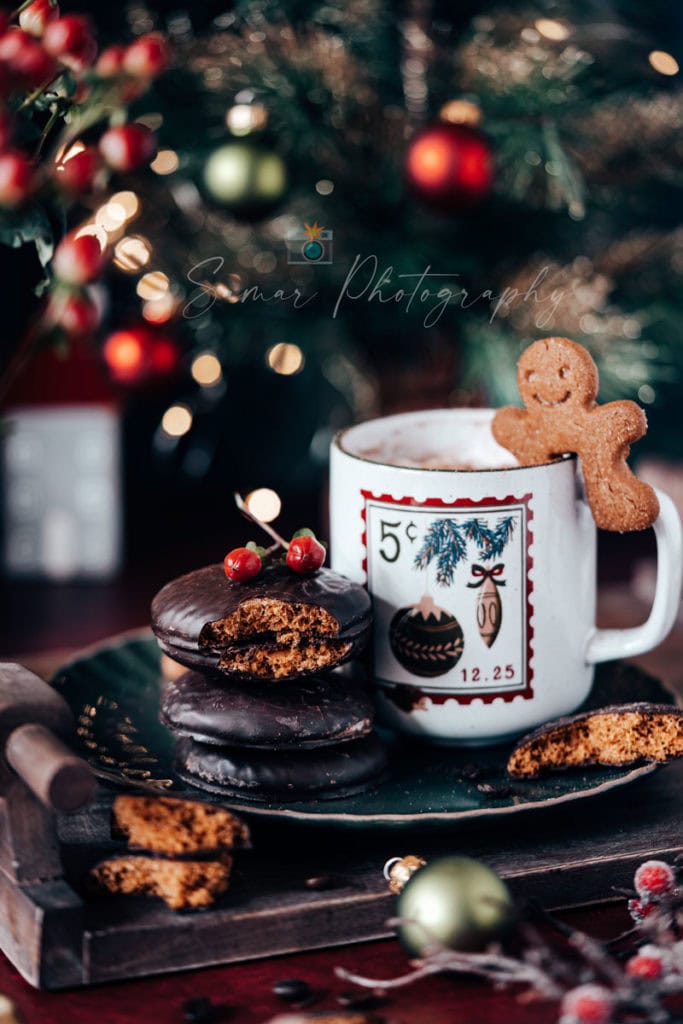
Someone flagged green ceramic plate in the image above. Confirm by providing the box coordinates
[52,630,659,830]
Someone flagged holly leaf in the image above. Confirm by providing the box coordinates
[246,541,268,558]
[292,527,316,538]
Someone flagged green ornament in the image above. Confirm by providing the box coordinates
[203,141,287,218]
[396,856,513,956]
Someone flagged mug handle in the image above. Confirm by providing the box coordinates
[586,488,682,665]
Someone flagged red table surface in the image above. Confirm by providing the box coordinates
[1,903,681,1024]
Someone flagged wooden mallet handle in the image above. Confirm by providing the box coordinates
[5,723,97,813]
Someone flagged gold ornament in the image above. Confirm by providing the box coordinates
[384,854,427,895]
[439,99,482,126]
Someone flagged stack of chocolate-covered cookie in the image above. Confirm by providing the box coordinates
[151,563,386,803]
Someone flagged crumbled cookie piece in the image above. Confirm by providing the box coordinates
[112,794,250,855]
[90,854,232,910]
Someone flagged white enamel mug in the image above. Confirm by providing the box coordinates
[329,409,682,745]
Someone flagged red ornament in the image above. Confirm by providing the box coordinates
[99,123,156,172]
[0,150,33,207]
[95,44,126,77]
[19,0,60,38]
[286,533,326,574]
[53,231,106,285]
[405,122,493,212]
[560,984,614,1024]
[634,860,676,900]
[103,327,180,385]
[224,547,262,582]
[0,29,56,87]
[54,145,100,193]
[123,34,169,78]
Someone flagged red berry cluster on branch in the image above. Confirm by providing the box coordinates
[224,495,327,582]
[0,0,170,349]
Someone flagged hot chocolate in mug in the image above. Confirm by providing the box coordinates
[329,409,682,745]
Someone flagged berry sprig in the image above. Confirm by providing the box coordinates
[223,493,326,582]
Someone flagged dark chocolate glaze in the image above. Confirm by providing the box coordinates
[175,732,387,803]
[150,564,372,673]
[161,670,374,749]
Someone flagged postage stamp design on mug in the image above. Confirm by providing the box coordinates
[361,491,534,704]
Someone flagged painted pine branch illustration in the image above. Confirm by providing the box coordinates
[414,516,515,585]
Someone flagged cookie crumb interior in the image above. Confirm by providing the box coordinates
[112,795,250,855]
[218,639,352,678]
[508,712,683,777]
[90,855,232,910]
[203,599,340,644]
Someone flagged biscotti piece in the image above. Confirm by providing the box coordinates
[90,854,232,910]
[507,702,683,778]
[111,794,250,855]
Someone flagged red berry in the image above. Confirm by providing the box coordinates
[123,34,168,78]
[626,946,666,980]
[99,123,156,172]
[43,14,95,67]
[224,547,262,582]
[0,107,14,149]
[628,896,658,923]
[560,984,614,1024]
[53,232,106,285]
[54,145,100,193]
[19,0,60,38]
[0,29,56,87]
[49,291,100,337]
[95,44,126,77]
[0,149,32,207]
[286,534,326,575]
[634,860,675,900]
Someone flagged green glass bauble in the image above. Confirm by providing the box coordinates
[203,141,287,218]
[396,856,513,956]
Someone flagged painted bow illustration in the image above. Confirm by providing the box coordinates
[466,563,506,588]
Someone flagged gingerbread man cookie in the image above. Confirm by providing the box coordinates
[492,337,659,532]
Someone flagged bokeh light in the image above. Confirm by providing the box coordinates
[109,191,140,219]
[103,330,145,382]
[137,271,170,300]
[534,18,570,40]
[161,404,193,437]
[151,149,180,175]
[648,51,679,76]
[266,342,305,375]
[191,352,223,386]
[114,236,152,272]
[245,487,282,522]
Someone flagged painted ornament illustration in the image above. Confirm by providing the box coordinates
[467,563,505,647]
[389,594,465,678]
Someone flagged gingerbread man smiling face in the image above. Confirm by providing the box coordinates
[517,336,598,411]
[492,337,659,532]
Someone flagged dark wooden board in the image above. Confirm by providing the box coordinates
[1,760,682,990]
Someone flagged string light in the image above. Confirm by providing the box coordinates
[114,235,152,272]
[191,352,223,386]
[95,202,127,231]
[266,342,305,375]
[648,51,679,76]
[103,330,145,381]
[150,149,180,175]
[226,103,268,135]
[315,179,334,195]
[534,18,570,41]
[109,191,140,219]
[439,100,482,126]
[143,294,177,324]
[161,404,193,437]
[137,271,170,300]
[245,488,281,522]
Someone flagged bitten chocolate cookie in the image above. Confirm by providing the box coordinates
[161,669,374,749]
[175,733,388,803]
[151,564,371,680]
[492,337,659,532]
[507,702,683,778]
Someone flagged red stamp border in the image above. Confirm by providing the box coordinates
[360,490,534,705]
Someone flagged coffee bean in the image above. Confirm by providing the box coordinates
[182,996,214,1023]
[477,782,514,798]
[336,989,388,1010]
[305,874,336,891]
[272,978,312,1003]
